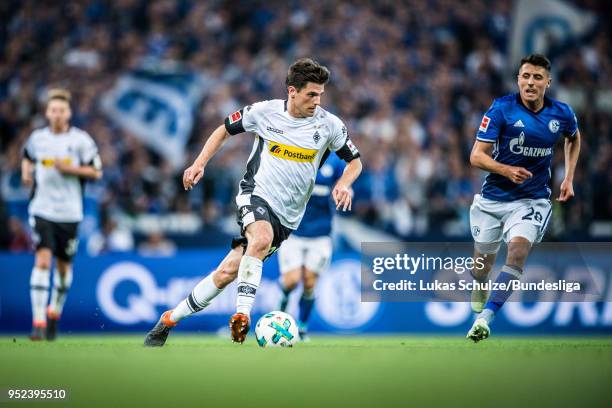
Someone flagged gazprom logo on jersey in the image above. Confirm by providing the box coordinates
[268,142,317,162]
[509,131,552,157]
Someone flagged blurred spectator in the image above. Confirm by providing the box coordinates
[138,231,177,257]
[87,217,135,256]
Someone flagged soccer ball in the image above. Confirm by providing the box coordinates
[255,311,299,348]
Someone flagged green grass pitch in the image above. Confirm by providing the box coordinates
[0,335,611,407]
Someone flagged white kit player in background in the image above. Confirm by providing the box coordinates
[144,58,362,346]
[21,88,103,341]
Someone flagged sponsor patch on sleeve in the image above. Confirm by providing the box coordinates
[479,115,490,133]
[346,138,359,156]
[229,110,242,124]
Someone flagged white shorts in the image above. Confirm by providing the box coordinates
[278,235,333,275]
[469,194,552,254]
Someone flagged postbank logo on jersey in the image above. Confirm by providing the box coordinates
[40,157,73,167]
[268,142,317,162]
[509,132,552,157]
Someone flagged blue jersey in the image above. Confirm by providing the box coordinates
[476,93,578,201]
[294,153,345,237]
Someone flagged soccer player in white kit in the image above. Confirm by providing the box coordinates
[21,89,103,340]
[144,58,362,346]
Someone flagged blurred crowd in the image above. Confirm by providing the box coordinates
[1,0,610,250]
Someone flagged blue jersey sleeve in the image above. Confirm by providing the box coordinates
[476,101,504,143]
[562,104,579,138]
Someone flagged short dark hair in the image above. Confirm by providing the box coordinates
[285,58,330,90]
[519,54,551,72]
[47,88,71,104]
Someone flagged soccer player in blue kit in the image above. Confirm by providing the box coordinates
[277,153,346,341]
[467,54,581,342]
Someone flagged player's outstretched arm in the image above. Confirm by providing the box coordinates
[557,129,581,202]
[470,140,532,184]
[332,158,362,211]
[183,124,230,191]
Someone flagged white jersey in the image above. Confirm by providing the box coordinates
[224,99,359,229]
[24,126,101,223]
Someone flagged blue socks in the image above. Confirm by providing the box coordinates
[298,289,315,324]
[278,281,315,327]
[278,282,292,312]
[480,264,523,323]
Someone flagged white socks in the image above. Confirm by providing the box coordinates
[48,268,73,318]
[30,267,50,325]
[170,274,223,322]
[169,254,264,323]
[31,267,74,324]
[236,255,263,316]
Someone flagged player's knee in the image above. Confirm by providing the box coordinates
[55,260,72,275]
[213,258,240,288]
[35,260,52,270]
[213,267,237,288]
[282,272,300,290]
[35,250,52,270]
[303,271,317,290]
[248,234,273,257]
[507,238,531,268]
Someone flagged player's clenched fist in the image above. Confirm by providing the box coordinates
[557,178,575,202]
[183,162,204,190]
[505,166,532,184]
[332,184,353,212]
